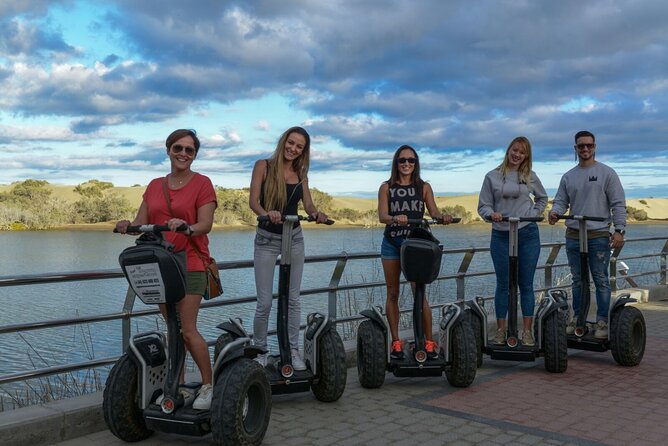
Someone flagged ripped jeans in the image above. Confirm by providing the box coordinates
[565,236,611,322]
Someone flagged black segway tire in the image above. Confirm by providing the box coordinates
[102,354,153,442]
[213,333,234,362]
[464,310,483,368]
[310,328,347,402]
[444,320,477,387]
[356,319,387,388]
[610,306,646,366]
[210,358,271,446]
[542,310,568,373]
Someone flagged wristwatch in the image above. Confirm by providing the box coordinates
[614,228,625,235]
[187,225,194,236]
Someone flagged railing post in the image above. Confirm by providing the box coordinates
[660,240,668,285]
[610,245,623,293]
[544,245,561,289]
[327,252,348,320]
[121,285,137,351]
[456,250,475,302]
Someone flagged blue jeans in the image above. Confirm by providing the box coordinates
[490,223,540,320]
[566,236,611,322]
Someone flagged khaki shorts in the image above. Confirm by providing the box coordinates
[186,271,207,296]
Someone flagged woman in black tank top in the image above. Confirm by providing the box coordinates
[377,145,453,359]
[249,126,329,369]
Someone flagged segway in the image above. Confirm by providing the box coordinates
[104,224,271,445]
[215,215,347,402]
[357,218,477,389]
[553,214,646,366]
[468,216,569,373]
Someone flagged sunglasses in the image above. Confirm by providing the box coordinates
[398,157,417,164]
[171,144,196,156]
[576,143,595,150]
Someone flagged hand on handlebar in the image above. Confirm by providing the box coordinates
[548,211,558,225]
[311,211,329,224]
[266,210,282,225]
[166,218,189,233]
[393,214,408,225]
[490,212,503,222]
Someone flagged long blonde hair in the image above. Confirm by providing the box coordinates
[499,136,532,186]
[263,126,311,211]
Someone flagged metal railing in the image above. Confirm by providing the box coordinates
[1,235,666,386]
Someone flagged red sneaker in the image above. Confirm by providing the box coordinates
[391,340,404,359]
[425,340,438,359]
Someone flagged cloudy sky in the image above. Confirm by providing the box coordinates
[1,0,667,198]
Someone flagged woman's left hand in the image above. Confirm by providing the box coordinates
[167,218,188,232]
[313,211,329,224]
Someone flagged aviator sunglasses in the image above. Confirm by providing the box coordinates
[171,144,196,156]
[398,157,417,164]
[576,143,595,150]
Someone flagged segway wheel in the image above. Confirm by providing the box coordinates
[356,319,387,389]
[213,333,234,362]
[210,358,271,446]
[542,309,568,373]
[464,311,484,368]
[102,354,153,442]
[610,306,646,366]
[310,328,347,402]
[444,320,477,387]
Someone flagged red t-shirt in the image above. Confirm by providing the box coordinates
[143,173,218,272]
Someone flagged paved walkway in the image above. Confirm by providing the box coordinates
[47,300,668,446]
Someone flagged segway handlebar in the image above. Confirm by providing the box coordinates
[257,214,335,225]
[113,223,189,233]
[406,217,461,225]
[552,214,606,222]
[484,216,544,223]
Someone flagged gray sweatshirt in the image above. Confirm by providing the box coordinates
[550,161,626,232]
[477,169,548,231]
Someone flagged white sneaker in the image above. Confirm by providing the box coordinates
[594,320,608,339]
[192,384,213,410]
[290,349,307,371]
[254,353,268,367]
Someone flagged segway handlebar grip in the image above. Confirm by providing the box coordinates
[406,217,461,225]
[114,224,188,233]
[554,214,606,222]
[257,214,335,225]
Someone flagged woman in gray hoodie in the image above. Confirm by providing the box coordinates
[477,136,548,346]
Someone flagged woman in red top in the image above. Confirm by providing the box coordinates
[115,129,217,410]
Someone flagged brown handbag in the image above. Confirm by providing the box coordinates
[162,178,222,299]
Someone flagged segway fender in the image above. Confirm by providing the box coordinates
[467,297,488,347]
[127,331,167,409]
[212,337,253,376]
[360,308,386,330]
[216,318,248,338]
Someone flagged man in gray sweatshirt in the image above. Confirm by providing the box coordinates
[548,130,626,339]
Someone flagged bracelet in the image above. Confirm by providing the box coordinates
[187,225,194,236]
[391,216,397,224]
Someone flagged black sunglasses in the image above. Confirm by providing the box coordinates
[398,157,417,164]
[171,144,196,156]
[576,143,595,150]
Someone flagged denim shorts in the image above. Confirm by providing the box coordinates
[381,236,405,260]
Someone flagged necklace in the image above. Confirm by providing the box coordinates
[170,172,191,187]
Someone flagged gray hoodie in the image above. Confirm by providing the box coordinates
[478,169,548,231]
[550,161,626,232]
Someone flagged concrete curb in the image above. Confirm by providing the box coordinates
[1,392,105,446]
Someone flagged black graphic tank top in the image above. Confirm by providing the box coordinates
[383,182,425,239]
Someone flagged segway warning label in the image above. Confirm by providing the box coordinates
[125,263,166,304]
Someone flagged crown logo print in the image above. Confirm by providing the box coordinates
[589,176,598,181]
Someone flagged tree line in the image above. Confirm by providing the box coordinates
[1,179,645,231]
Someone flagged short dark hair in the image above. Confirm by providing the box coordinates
[574,130,595,143]
[165,129,200,153]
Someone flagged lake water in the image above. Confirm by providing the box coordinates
[0,223,666,407]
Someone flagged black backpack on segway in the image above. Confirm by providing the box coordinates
[103,225,271,446]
